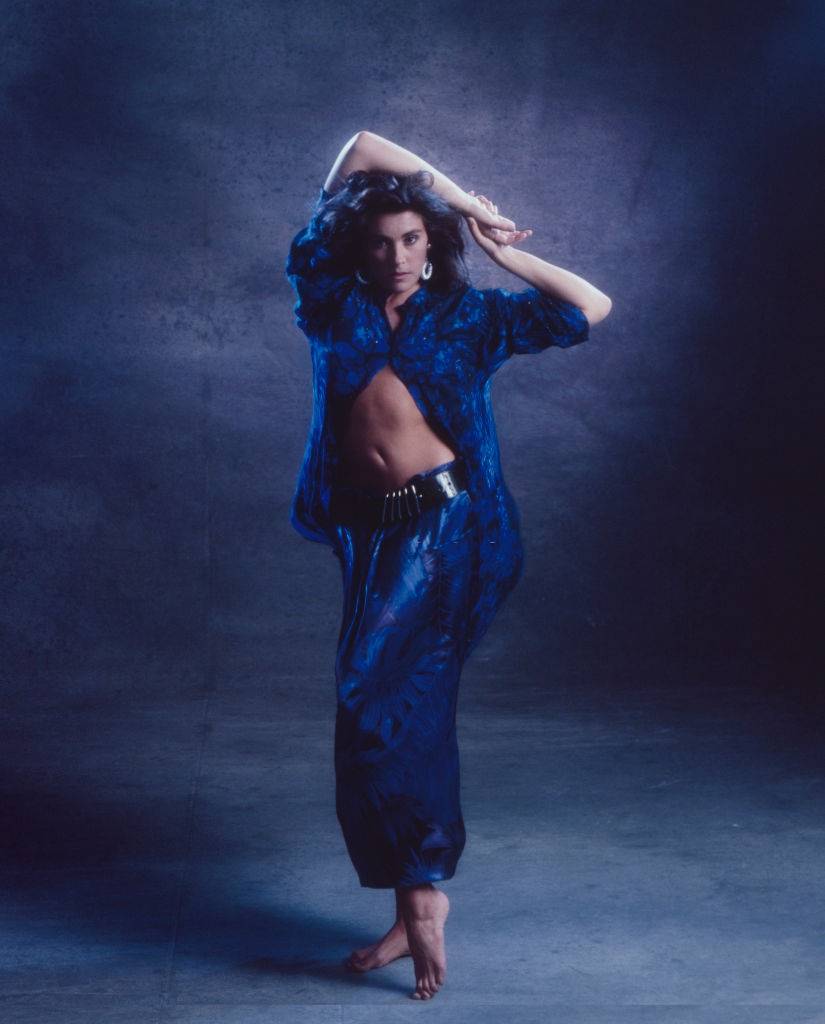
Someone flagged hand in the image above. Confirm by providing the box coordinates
[464,191,533,261]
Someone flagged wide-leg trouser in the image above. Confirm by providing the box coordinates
[330,460,479,889]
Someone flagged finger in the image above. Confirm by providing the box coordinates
[473,195,496,219]
[467,217,495,248]
[480,206,513,230]
[474,201,515,231]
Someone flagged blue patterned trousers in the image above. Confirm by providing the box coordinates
[330,460,480,888]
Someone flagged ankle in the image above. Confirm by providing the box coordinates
[398,882,435,898]
[398,883,444,915]
[396,882,431,915]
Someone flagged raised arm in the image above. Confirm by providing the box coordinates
[467,194,612,326]
[323,130,516,236]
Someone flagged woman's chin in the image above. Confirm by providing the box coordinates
[389,276,417,292]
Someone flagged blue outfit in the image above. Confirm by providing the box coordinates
[285,186,589,887]
[330,464,478,887]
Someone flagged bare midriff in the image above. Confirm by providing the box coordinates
[338,363,457,492]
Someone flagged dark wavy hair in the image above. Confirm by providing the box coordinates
[313,169,471,294]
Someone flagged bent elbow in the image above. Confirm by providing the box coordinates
[583,296,612,327]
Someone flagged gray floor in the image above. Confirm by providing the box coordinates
[2,644,824,1023]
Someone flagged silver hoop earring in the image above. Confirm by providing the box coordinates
[420,259,433,281]
[355,268,369,284]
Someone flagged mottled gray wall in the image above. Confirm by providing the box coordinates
[2,0,822,712]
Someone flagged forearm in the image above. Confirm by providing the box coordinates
[327,130,477,215]
[496,247,612,321]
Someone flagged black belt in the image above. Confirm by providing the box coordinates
[330,459,470,528]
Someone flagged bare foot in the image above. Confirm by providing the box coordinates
[344,917,411,972]
[398,884,449,1000]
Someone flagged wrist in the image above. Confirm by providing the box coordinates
[492,245,519,271]
[453,189,485,217]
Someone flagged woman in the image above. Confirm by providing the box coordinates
[285,130,612,1000]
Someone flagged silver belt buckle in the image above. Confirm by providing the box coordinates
[434,469,458,499]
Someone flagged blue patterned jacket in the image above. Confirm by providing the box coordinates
[285,186,589,649]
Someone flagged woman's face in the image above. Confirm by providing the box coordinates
[362,210,430,296]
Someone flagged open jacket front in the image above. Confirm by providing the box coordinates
[285,186,590,651]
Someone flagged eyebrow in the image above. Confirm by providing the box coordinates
[368,229,422,241]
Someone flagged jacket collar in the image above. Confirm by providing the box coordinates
[363,279,440,313]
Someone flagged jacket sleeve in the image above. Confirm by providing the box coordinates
[285,187,352,335]
[478,286,589,375]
